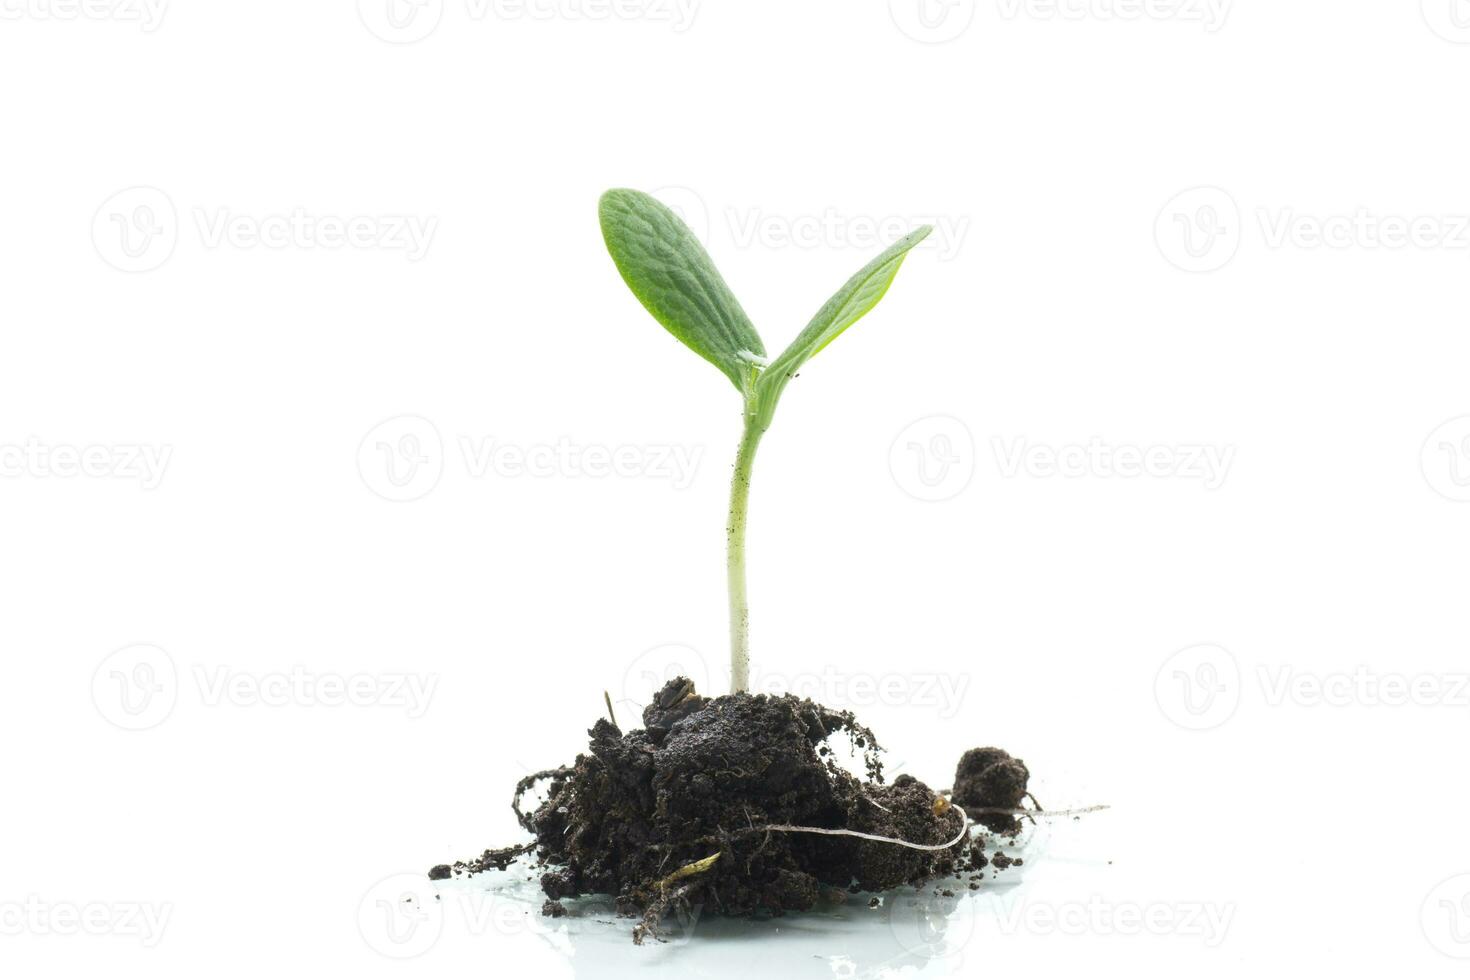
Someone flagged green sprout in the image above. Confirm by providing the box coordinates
[599,189,932,694]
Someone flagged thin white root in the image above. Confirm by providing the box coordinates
[861,792,892,814]
[745,803,971,853]
[964,804,1110,819]
[741,801,1109,852]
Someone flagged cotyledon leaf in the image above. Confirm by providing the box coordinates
[599,189,765,392]
[751,225,933,427]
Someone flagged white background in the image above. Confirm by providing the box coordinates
[3,2,1470,977]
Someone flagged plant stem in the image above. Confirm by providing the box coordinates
[727,415,764,693]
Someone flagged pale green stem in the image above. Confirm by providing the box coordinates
[727,415,764,693]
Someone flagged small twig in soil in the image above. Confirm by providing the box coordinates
[633,882,696,946]
[652,851,722,892]
[603,690,617,728]
[631,853,723,946]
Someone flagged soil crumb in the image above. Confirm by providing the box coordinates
[950,747,1031,835]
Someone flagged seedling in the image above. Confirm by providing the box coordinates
[599,189,932,693]
[426,192,1068,939]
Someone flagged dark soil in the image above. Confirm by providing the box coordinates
[432,677,1031,943]
[950,746,1032,835]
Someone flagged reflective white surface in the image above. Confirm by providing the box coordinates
[374,812,1110,978]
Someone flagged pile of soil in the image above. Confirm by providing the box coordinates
[431,677,1032,943]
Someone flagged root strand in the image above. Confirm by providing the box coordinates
[742,803,970,853]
